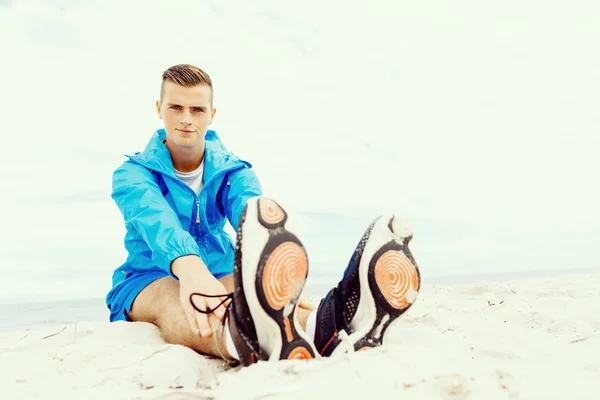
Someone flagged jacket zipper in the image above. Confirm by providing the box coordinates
[195,198,201,224]
[128,156,242,228]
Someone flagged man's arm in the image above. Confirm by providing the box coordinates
[220,165,263,230]
[111,161,202,277]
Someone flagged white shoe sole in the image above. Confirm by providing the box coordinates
[238,196,318,361]
[332,215,420,355]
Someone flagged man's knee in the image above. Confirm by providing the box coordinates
[127,277,180,324]
[127,273,233,333]
[125,273,232,356]
[219,273,234,293]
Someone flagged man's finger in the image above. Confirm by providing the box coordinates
[195,307,211,338]
[208,297,226,320]
[184,305,200,335]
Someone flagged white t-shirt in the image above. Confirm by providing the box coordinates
[174,163,204,195]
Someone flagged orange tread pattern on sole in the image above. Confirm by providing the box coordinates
[287,347,313,360]
[259,198,285,225]
[262,242,307,310]
[374,250,419,310]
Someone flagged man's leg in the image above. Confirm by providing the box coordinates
[127,274,313,359]
[127,274,235,359]
[296,308,311,331]
[127,196,318,365]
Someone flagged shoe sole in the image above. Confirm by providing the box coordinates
[343,215,420,353]
[238,196,317,362]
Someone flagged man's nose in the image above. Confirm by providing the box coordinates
[180,111,192,125]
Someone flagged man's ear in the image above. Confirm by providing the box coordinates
[209,106,217,125]
[156,100,162,119]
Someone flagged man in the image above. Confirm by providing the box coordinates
[106,64,421,365]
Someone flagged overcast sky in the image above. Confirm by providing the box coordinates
[1,0,599,301]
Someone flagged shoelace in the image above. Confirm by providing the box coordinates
[189,292,234,316]
[338,329,355,354]
[189,292,236,362]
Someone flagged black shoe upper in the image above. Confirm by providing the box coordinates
[314,219,376,356]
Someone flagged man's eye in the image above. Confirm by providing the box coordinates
[192,108,203,113]
[170,105,181,110]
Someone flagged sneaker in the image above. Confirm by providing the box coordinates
[227,196,318,366]
[313,214,421,357]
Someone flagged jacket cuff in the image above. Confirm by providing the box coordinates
[159,246,202,279]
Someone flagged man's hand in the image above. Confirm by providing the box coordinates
[172,255,230,338]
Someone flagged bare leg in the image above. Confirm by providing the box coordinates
[297,307,311,332]
[127,274,235,360]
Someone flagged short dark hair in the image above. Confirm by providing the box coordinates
[160,64,213,104]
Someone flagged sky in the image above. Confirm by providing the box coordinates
[1,0,599,303]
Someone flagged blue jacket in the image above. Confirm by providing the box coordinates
[106,128,262,299]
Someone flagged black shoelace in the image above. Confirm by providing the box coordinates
[189,292,234,330]
[189,292,238,362]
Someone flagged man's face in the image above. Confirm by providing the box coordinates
[156,81,216,150]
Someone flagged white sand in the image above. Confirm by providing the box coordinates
[2,272,600,400]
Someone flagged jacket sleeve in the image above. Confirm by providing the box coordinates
[111,161,201,277]
[220,165,263,230]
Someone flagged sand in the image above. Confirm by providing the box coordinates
[2,272,599,400]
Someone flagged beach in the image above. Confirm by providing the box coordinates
[2,270,599,400]
[2,0,599,398]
